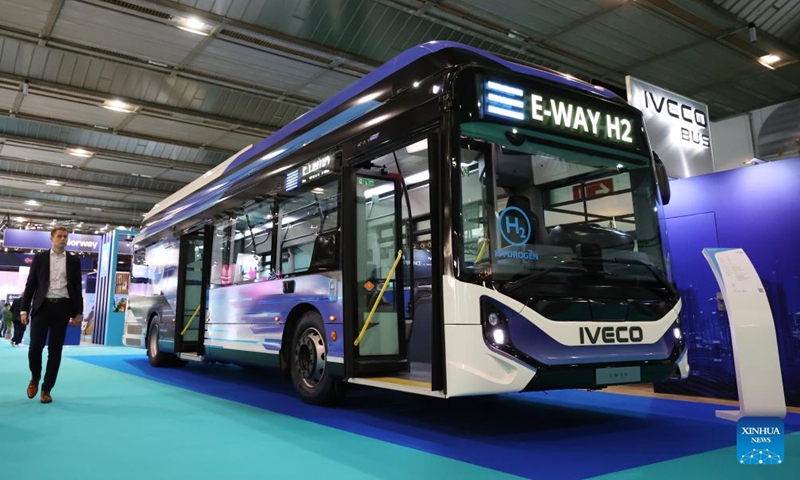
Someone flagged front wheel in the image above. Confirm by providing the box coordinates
[290,311,342,405]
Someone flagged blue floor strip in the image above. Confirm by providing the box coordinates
[72,351,800,479]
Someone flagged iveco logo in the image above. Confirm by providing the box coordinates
[579,326,644,344]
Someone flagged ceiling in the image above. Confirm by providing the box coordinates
[0,0,797,236]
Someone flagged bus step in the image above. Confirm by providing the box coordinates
[179,353,204,362]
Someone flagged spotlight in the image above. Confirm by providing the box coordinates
[749,22,757,43]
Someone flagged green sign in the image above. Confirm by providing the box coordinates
[358,177,375,187]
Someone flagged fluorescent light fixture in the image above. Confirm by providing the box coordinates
[103,99,136,113]
[60,163,75,168]
[67,148,93,158]
[405,139,428,154]
[405,170,429,184]
[312,188,324,193]
[177,17,210,36]
[45,180,62,186]
[147,59,169,68]
[116,226,127,230]
[25,200,40,206]
[759,54,780,64]
[13,216,26,222]
[363,184,394,198]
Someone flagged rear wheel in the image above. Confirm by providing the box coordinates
[147,318,180,367]
[290,311,342,405]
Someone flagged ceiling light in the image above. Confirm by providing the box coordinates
[60,163,75,168]
[25,200,40,206]
[14,217,26,222]
[177,17,210,36]
[45,180,62,186]
[103,99,136,113]
[405,139,428,154]
[67,148,93,158]
[759,54,780,65]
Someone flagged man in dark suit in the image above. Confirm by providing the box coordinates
[21,226,83,404]
[10,296,24,346]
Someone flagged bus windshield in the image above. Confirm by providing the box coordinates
[457,120,675,318]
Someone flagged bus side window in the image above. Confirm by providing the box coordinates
[277,180,339,277]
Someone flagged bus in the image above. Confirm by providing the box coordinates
[125,41,688,404]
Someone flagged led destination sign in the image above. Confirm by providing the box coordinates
[483,80,642,151]
[285,153,334,191]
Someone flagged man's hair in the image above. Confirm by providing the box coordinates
[50,226,69,237]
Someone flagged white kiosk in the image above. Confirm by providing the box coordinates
[703,248,786,421]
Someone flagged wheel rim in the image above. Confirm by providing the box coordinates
[149,327,158,356]
[294,327,326,388]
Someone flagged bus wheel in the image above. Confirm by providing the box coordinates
[147,321,172,367]
[290,311,339,404]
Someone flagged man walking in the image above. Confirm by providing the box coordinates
[21,226,83,404]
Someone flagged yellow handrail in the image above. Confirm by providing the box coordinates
[354,249,403,347]
[180,304,202,336]
[475,237,489,263]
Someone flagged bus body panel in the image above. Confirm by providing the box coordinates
[204,272,344,361]
[443,277,684,396]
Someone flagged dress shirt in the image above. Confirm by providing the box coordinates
[46,250,70,299]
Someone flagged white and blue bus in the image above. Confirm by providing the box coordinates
[125,41,688,404]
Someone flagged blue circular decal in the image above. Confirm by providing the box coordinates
[498,206,531,247]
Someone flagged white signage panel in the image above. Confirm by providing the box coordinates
[626,76,714,178]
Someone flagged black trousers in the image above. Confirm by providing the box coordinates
[12,319,26,344]
[28,301,72,392]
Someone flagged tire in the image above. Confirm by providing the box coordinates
[290,311,342,405]
[147,319,177,367]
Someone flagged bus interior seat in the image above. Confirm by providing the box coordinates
[308,230,339,272]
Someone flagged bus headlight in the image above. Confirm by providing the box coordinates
[492,328,506,344]
[673,326,682,340]
[487,312,501,326]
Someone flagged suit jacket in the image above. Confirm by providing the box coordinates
[22,250,83,317]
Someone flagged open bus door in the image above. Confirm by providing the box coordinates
[343,170,410,377]
[174,225,211,355]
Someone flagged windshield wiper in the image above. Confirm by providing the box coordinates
[503,264,587,294]
[602,257,674,292]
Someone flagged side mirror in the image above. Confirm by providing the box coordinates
[653,152,671,205]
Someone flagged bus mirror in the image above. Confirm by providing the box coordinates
[653,152,671,205]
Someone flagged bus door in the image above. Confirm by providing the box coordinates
[174,225,211,354]
[344,170,409,376]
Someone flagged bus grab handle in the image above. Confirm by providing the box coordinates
[354,249,404,347]
[180,304,203,337]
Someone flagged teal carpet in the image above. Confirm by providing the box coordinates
[1,341,797,479]
[0,342,517,479]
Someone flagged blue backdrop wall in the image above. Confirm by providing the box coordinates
[656,157,800,406]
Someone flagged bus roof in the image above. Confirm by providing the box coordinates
[137,41,620,245]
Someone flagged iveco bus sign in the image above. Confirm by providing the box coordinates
[626,76,714,178]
